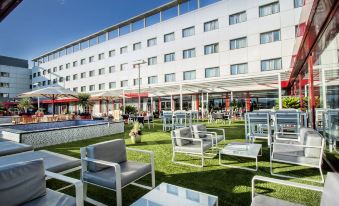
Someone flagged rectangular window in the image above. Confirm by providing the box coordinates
[120,46,128,54]
[108,29,118,40]
[200,0,220,8]
[0,83,9,88]
[89,70,95,77]
[205,67,220,78]
[260,30,281,44]
[148,57,157,65]
[204,19,218,32]
[132,19,144,31]
[162,6,178,21]
[179,0,198,15]
[120,63,128,71]
[43,70,46,75]
[53,78,57,84]
[89,56,94,63]
[148,76,158,84]
[98,33,106,43]
[120,80,128,87]
[183,70,196,80]
[80,58,86,65]
[165,73,176,82]
[183,48,196,59]
[89,85,95,91]
[109,66,115,73]
[230,37,247,50]
[109,50,115,57]
[146,12,160,27]
[73,87,78,92]
[147,38,157,47]
[119,25,130,36]
[229,11,247,25]
[0,93,9,98]
[58,66,62,71]
[37,72,41,76]
[80,72,86,79]
[109,82,116,89]
[59,77,64,82]
[66,63,70,69]
[73,61,78,67]
[133,42,142,51]
[98,83,105,90]
[66,76,70,81]
[294,0,304,8]
[133,78,142,86]
[47,69,51,74]
[47,80,51,85]
[73,44,80,52]
[259,2,280,17]
[81,86,86,92]
[73,74,78,80]
[164,32,175,43]
[98,68,105,75]
[0,72,9,77]
[261,58,282,71]
[182,26,195,38]
[164,53,175,62]
[204,43,219,55]
[98,53,105,60]
[80,41,88,50]
[89,37,97,47]
[230,63,248,75]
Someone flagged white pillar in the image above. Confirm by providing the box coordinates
[170,94,173,111]
[278,73,282,109]
[201,92,204,119]
[206,92,209,114]
[321,68,327,109]
[179,84,183,110]
[150,96,153,114]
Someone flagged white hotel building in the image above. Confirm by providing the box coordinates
[31,0,305,115]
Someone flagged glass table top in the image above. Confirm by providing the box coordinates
[131,182,218,206]
[220,142,262,157]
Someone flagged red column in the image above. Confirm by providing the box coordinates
[225,93,229,112]
[99,99,102,113]
[246,92,251,112]
[299,75,303,109]
[158,96,161,112]
[196,94,199,111]
[308,55,316,129]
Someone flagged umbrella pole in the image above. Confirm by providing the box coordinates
[52,95,55,117]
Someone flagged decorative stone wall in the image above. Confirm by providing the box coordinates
[2,121,124,148]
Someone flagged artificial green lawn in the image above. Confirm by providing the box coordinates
[42,120,328,206]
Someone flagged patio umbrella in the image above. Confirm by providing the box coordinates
[20,86,78,116]
[91,90,124,113]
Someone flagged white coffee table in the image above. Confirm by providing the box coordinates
[131,182,218,206]
[219,142,262,171]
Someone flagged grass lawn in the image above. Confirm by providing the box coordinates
[42,120,328,206]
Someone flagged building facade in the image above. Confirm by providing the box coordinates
[0,55,31,102]
[32,0,307,114]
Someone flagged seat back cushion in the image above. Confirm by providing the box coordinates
[299,127,316,144]
[86,139,127,172]
[0,159,46,206]
[321,172,339,206]
[173,128,192,146]
[191,124,207,138]
[304,131,323,158]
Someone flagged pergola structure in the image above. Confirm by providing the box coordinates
[96,72,290,116]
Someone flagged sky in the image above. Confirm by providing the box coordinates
[0,0,171,64]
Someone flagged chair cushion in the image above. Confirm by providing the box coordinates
[0,141,33,157]
[273,142,304,156]
[191,124,207,139]
[304,132,322,158]
[86,139,127,172]
[272,153,320,166]
[0,159,46,206]
[174,141,212,153]
[22,188,76,206]
[83,161,151,189]
[173,128,192,146]
[321,172,339,206]
[251,195,303,206]
[0,150,80,173]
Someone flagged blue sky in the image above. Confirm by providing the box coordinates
[0,0,171,64]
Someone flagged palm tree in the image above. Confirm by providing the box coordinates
[18,98,32,113]
[77,93,93,113]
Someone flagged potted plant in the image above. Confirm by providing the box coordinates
[35,108,45,117]
[77,93,93,119]
[18,98,33,116]
[129,122,142,144]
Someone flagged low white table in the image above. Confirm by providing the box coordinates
[219,142,262,171]
[131,182,218,206]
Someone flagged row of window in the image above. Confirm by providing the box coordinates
[37,0,304,64]
[33,57,282,90]
[33,27,283,78]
